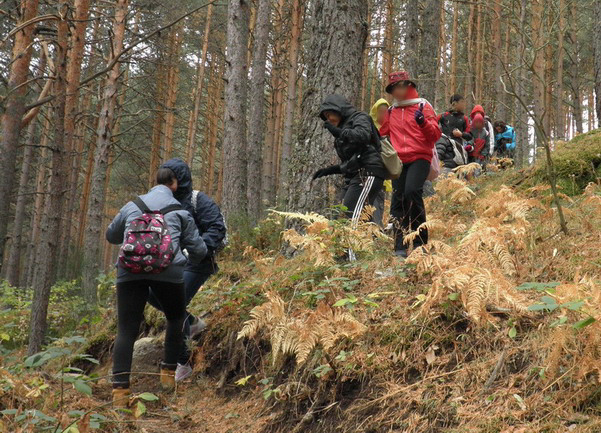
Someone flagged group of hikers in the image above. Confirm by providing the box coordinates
[106,70,518,406]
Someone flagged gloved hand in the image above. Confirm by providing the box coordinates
[414,102,425,125]
[465,144,474,153]
[312,165,342,180]
[324,121,342,138]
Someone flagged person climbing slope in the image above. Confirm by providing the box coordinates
[493,120,517,158]
[313,94,386,227]
[147,158,227,382]
[380,71,441,258]
[106,167,207,408]
[468,105,493,166]
[370,98,393,227]
[438,94,472,145]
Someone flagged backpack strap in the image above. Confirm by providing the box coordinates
[160,203,182,214]
[133,197,151,213]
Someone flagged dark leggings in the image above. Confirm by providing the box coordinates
[391,159,430,251]
[112,279,186,388]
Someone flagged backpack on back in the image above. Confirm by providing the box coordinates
[444,134,468,166]
[118,197,181,274]
[191,190,229,252]
[379,136,403,180]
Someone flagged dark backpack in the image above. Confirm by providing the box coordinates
[118,197,181,274]
[191,190,228,251]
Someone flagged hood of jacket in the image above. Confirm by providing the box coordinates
[369,98,390,130]
[319,94,357,123]
[470,105,485,119]
[161,158,192,202]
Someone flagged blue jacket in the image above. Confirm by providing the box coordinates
[106,185,207,283]
[495,125,516,150]
[161,158,226,274]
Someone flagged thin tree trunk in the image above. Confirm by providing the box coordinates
[556,0,566,139]
[162,27,182,162]
[531,0,546,146]
[279,0,303,207]
[450,2,459,93]
[221,0,250,220]
[185,3,213,169]
[0,0,39,266]
[514,0,528,168]
[206,59,223,193]
[6,119,38,287]
[383,0,394,90]
[287,0,368,213]
[465,2,476,106]
[360,4,372,111]
[28,0,69,355]
[492,0,503,117]
[81,0,129,303]
[149,62,166,187]
[595,0,601,127]
[58,0,91,277]
[246,0,271,222]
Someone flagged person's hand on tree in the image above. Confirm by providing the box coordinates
[323,121,342,138]
[452,128,462,138]
[312,165,341,180]
[414,103,425,125]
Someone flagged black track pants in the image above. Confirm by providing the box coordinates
[390,159,430,251]
[112,279,186,388]
[341,174,384,227]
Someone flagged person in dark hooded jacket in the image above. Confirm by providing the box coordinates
[313,94,386,226]
[147,158,226,381]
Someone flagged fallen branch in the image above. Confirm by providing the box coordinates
[484,349,507,390]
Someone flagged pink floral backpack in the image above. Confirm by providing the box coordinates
[118,197,181,274]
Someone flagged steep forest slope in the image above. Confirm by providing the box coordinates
[2,131,601,432]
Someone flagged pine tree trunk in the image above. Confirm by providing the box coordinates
[149,61,166,188]
[0,0,39,266]
[595,0,601,127]
[206,58,224,194]
[222,0,250,220]
[287,0,368,213]
[492,0,503,118]
[360,5,372,111]
[405,0,419,77]
[383,0,394,87]
[418,0,441,102]
[531,0,546,145]
[556,0,566,139]
[185,3,213,169]
[246,0,271,222]
[162,27,182,162]
[6,119,38,287]
[28,1,69,355]
[81,0,129,303]
[449,3,459,94]
[279,0,303,207]
[514,0,528,168]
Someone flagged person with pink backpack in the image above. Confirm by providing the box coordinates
[105,167,207,407]
[380,71,441,258]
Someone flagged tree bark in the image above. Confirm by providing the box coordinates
[185,3,214,169]
[449,2,459,94]
[531,0,546,145]
[418,0,441,102]
[221,0,250,220]
[287,0,368,213]
[162,27,182,161]
[81,0,129,303]
[556,0,566,139]
[246,0,271,223]
[514,0,528,168]
[492,0,503,118]
[593,1,601,127]
[28,0,69,355]
[405,0,419,77]
[279,0,303,208]
[0,0,39,267]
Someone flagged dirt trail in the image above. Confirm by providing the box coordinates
[128,376,269,433]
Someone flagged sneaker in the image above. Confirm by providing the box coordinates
[189,317,207,338]
[175,363,194,382]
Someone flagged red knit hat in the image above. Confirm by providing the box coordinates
[386,70,417,94]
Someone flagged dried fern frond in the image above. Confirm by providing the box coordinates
[452,162,483,178]
[270,210,330,224]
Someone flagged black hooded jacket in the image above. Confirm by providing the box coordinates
[319,95,387,179]
[161,158,226,274]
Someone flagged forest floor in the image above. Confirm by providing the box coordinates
[2,130,601,432]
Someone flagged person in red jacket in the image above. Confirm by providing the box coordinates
[380,71,441,258]
[468,105,494,166]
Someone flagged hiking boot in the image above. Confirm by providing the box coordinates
[160,362,177,390]
[175,363,194,382]
[188,316,207,338]
[394,249,408,259]
[112,387,131,409]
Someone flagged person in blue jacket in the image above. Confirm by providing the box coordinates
[147,158,227,382]
[493,121,516,158]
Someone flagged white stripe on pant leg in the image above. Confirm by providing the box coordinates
[351,176,375,229]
